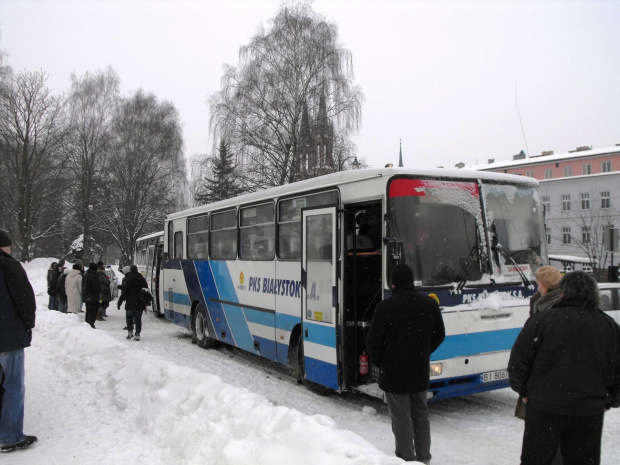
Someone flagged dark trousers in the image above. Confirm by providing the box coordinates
[85,302,99,328]
[126,309,143,335]
[521,404,604,465]
[385,391,431,463]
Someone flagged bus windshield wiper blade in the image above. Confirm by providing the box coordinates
[455,245,482,292]
[495,244,533,288]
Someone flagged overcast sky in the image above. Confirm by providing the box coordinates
[2,0,619,170]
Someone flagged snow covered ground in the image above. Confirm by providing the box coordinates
[8,258,620,464]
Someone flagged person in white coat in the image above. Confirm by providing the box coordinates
[65,264,83,314]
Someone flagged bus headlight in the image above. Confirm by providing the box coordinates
[430,363,442,377]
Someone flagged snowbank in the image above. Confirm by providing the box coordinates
[21,310,404,465]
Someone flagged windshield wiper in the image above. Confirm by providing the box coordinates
[455,245,483,291]
[495,244,534,288]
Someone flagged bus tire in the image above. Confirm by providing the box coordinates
[295,333,331,396]
[192,304,216,349]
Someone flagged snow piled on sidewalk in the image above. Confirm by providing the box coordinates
[18,308,404,465]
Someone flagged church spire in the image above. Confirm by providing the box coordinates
[398,139,403,167]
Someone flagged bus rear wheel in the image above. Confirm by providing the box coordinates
[192,304,216,349]
[295,333,331,396]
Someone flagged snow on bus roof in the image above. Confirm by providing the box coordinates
[548,254,595,264]
[136,230,164,241]
[166,167,539,221]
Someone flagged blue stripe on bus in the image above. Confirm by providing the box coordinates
[305,322,336,348]
[253,335,277,362]
[182,262,216,336]
[304,356,338,390]
[244,307,276,327]
[172,292,192,307]
[201,261,256,353]
[431,327,522,361]
[275,341,290,364]
[275,313,301,332]
[193,261,236,346]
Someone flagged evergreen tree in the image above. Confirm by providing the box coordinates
[196,141,242,204]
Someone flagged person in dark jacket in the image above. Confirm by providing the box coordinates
[509,271,620,465]
[0,230,37,452]
[117,265,148,341]
[96,262,111,321]
[366,263,445,464]
[46,262,60,310]
[55,267,69,314]
[82,263,102,329]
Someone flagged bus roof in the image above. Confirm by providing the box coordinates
[136,230,164,242]
[167,167,539,221]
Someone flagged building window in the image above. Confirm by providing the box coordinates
[582,164,591,175]
[563,166,573,177]
[582,226,591,244]
[562,227,571,244]
[562,194,571,212]
[601,191,610,209]
[542,196,551,214]
[602,161,612,173]
[581,193,590,210]
[546,227,551,245]
[544,168,553,179]
[525,170,534,178]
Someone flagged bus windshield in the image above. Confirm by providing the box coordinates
[388,178,486,286]
[482,182,546,281]
[388,177,545,287]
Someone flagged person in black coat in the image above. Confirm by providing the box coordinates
[82,263,102,329]
[0,230,37,452]
[46,262,60,310]
[509,271,620,465]
[96,262,111,321]
[117,265,148,341]
[366,263,445,464]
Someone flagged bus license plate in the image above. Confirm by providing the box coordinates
[481,369,509,383]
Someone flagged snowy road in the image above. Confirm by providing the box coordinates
[9,259,620,464]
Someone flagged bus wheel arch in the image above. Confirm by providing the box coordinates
[290,325,331,396]
[191,302,216,349]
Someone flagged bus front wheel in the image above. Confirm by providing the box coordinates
[192,304,216,349]
[295,333,331,396]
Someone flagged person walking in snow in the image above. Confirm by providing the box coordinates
[65,264,83,314]
[509,271,620,465]
[56,266,69,314]
[0,229,38,453]
[96,262,111,321]
[46,262,60,310]
[366,264,445,465]
[82,263,102,328]
[117,265,148,341]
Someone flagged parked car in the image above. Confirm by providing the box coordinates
[597,282,620,324]
[104,265,120,299]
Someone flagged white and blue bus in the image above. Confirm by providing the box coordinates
[160,167,547,400]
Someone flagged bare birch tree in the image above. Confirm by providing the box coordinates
[208,0,363,190]
[103,90,186,264]
[567,205,616,270]
[0,70,67,260]
[63,67,120,262]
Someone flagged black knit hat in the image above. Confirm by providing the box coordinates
[0,230,12,247]
[88,262,98,271]
[391,263,414,288]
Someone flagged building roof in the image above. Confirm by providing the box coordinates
[468,144,620,171]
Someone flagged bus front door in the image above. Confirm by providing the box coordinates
[302,207,339,390]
